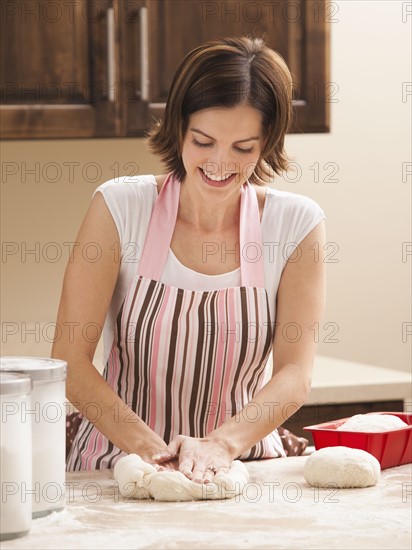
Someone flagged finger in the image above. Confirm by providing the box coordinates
[164,435,186,458]
[191,462,210,484]
[152,436,183,463]
[215,465,230,476]
[202,468,216,484]
[200,463,230,482]
[178,457,194,479]
[159,458,179,471]
[152,451,176,463]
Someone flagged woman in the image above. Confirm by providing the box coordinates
[54,36,326,482]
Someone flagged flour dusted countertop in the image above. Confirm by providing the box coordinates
[2,456,411,550]
[306,355,412,406]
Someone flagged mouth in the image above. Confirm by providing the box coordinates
[198,167,237,187]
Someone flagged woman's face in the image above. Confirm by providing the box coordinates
[181,103,264,191]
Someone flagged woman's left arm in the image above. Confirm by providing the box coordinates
[156,220,326,481]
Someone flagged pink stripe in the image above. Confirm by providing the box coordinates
[217,288,237,426]
[181,293,199,435]
[137,174,179,280]
[82,425,101,469]
[206,290,226,434]
[169,288,188,435]
[240,181,265,287]
[149,284,170,427]
[91,434,106,469]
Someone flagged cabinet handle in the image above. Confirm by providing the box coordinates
[149,103,166,109]
[139,6,149,101]
[107,7,116,102]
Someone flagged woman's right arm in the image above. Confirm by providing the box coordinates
[52,191,168,462]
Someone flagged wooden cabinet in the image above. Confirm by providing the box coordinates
[1,0,331,139]
[1,0,119,137]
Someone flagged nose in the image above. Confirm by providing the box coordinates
[203,149,238,176]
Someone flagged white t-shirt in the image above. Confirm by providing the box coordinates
[94,175,326,365]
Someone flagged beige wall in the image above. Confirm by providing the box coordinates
[1,1,411,372]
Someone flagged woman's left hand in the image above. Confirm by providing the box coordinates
[152,435,233,483]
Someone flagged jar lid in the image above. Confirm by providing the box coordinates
[0,356,67,382]
[0,371,32,395]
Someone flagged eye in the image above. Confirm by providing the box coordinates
[192,139,212,148]
[235,146,254,154]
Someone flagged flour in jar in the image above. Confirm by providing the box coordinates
[0,447,32,538]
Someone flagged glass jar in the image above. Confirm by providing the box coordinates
[0,372,32,540]
[0,357,67,518]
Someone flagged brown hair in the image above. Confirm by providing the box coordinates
[147,36,293,185]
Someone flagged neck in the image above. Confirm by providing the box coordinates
[178,177,242,233]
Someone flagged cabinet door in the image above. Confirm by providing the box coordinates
[142,0,330,134]
[0,0,119,138]
[0,0,330,139]
[118,0,149,136]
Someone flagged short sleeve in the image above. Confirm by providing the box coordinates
[92,176,158,366]
[292,195,326,246]
[92,175,158,254]
[262,188,326,264]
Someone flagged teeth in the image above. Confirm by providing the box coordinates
[201,168,233,182]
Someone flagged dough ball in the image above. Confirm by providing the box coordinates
[113,454,249,501]
[304,446,380,488]
[337,414,408,432]
[148,462,249,502]
[114,453,157,499]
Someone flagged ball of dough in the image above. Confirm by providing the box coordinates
[304,446,380,488]
[113,453,250,501]
[336,414,408,432]
[114,453,157,499]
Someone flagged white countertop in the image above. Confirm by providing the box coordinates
[307,355,412,406]
[3,457,411,550]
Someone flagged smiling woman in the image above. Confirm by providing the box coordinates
[182,104,262,190]
[53,36,326,482]
[147,36,293,184]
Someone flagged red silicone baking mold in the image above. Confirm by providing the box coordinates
[303,412,412,469]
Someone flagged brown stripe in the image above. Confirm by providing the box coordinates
[106,447,124,469]
[178,291,196,434]
[132,279,163,420]
[96,439,114,469]
[79,419,101,471]
[199,289,218,436]
[68,416,91,470]
[114,301,125,397]
[247,291,274,399]
[244,288,268,397]
[215,289,232,426]
[230,287,249,415]
[123,276,143,408]
[163,287,184,443]
[189,291,208,435]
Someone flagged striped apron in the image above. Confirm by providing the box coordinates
[67,173,284,470]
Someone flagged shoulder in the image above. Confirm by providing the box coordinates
[261,186,325,247]
[94,174,161,201]
[264,186,325,219]
[91,174,165,243]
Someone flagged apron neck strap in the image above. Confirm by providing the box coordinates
[239,178,265,287]
[138,173,265,288]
